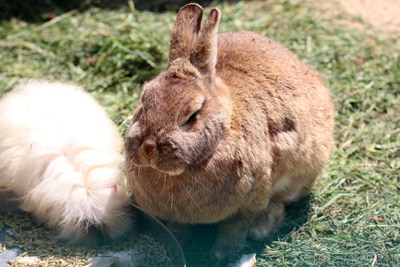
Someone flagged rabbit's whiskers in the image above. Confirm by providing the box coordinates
[169,175,174,209]
[186,170,212,194]
[182,182,203,213]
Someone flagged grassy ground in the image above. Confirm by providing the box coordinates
[1,0,399,266]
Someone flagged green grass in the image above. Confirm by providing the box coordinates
[1,0,399,266]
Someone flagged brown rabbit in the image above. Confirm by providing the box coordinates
[125,3,334,259]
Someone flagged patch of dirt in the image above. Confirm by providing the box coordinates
[338,0,400,33]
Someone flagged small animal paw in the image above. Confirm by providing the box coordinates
[248,201,285,241]
[212,235,245,259]
[248,224,272,241]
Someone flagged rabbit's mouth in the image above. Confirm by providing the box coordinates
[126,137,189,176]
[158,167,185,176]
[150,160,187,176]
[129,153,187,176]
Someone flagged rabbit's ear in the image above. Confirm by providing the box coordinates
[168,3,203,63]
[190,8,221,79]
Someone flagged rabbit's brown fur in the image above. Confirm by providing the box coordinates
[126,3,334,258]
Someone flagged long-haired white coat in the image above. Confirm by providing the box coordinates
[0,80,132,244]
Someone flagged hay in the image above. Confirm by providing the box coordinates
[0,213,173,266]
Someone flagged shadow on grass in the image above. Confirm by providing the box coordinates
[0,0,233,22]
[1,0,121,22]
[1,188,313,266]
[182,195,313,267]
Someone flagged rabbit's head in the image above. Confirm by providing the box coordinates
[125,4,231,176]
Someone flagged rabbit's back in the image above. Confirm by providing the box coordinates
[216,31,332,112]
[217,31,314,85]
[216,31,335,201]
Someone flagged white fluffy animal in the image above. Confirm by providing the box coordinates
[0,80,132,244]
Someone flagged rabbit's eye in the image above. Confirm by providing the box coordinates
[182,109,201,129]
[187,110,201,124]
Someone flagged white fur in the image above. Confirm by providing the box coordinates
[0,80,132,243]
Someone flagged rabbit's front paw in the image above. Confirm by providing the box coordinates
[248,201,285,240]
[212,234,246,260]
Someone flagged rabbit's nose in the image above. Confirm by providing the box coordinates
[141,139,158,159]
